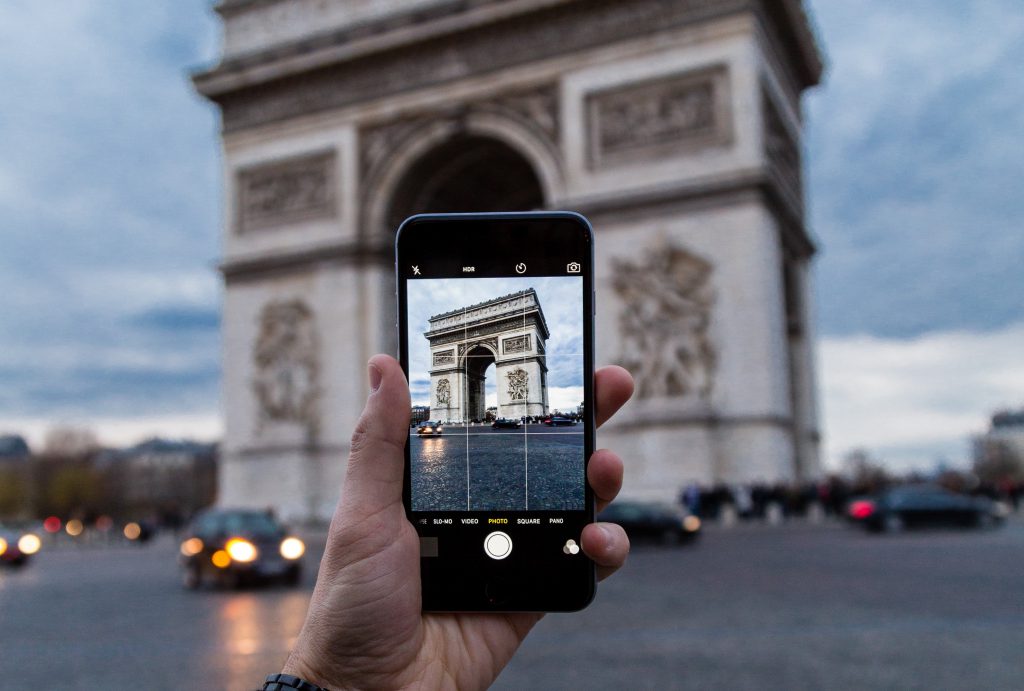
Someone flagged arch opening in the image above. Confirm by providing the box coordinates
[386,135,545,230]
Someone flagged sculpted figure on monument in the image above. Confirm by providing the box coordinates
[253,300,320,429]
[506,368,529,402]
[613,245,717,400]
[435,378,451,406]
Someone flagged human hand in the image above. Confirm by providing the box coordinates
[283,354,634,690]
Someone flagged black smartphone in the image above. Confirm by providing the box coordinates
[396,211,596,612]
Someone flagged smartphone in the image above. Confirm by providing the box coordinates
[396,211,596,612]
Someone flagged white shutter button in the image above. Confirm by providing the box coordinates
[483,531,512,560]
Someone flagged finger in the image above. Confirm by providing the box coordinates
[341,354,410,512]
[581,522,629,582]
[588,449,624,513]
[594,366,634,428]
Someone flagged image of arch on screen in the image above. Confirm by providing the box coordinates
[407,276,585,511]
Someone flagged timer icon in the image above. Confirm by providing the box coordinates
[515,262,527,274]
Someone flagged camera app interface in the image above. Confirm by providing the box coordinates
[407,276,585,512]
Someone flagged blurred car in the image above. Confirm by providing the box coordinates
[179,509,305,589]
[0,524,42,567]
[544,416,576,426]
[598,501,701,544]
[417,420,444,436]
[491,417,522,429]
[847,485,1006,533]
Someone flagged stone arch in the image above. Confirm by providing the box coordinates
[362,109,565,239]
[425,290,550,424]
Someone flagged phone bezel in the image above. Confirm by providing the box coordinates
[395,211,597,612]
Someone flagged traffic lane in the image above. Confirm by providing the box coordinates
[496,521,1024,690]
[2,522,1023,689]
[0,535,321,691]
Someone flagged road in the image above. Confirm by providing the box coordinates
[1,521,1022,690]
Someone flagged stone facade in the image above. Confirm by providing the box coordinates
[425,290,550,422]
[195,0,824,521]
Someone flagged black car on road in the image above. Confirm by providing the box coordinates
[847,485,1006,533]
[544,416,576,426]
[179,509,305,589]
[598,501,701,544]
[491,418,522,429]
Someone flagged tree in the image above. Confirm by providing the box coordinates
[973,438,1024,484]
[43,425,100,457]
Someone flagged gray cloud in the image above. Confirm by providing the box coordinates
[806,0,1024,337]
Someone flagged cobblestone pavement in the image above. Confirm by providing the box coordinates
[1,520,1022,690]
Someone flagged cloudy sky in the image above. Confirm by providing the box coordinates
[1,1,1021,470]
[406,277,584,412]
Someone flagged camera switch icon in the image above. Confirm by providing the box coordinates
[566,262,581,273]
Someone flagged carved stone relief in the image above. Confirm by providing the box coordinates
[358,84,559,216]
[252,300,320,431]
[586,66,731,169]
[502,334,531,354]
[458,337,499,357]
[435,378,451,406]
[432,349,455,366]
[612,245,717,400]
[237,150,336,232]
[506,368,529,401]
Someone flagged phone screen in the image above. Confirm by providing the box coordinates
[396,212,595,611]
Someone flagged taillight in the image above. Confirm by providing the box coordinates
[849,500,875,519]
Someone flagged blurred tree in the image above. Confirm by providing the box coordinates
[43,464,104,517]
[973,438,1024,483]
[43,425,100,457]
[842,448,889,492]
[0,468,28,517]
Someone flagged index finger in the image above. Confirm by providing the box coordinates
[595,365,634,428]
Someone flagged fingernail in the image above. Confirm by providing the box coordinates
[368,362,382,392]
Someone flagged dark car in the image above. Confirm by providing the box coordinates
[417,420,444,436]
[0,524,42,567]
[179,509,305,589]
[492,417,522,429]
[848,485,1006,533]
[544,416,576,426]
[598,501,701,544]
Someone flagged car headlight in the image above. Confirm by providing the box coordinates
[211,550,231,568]
[0,537,7,556]
[18,534,41,555]
[123,522,142,540]
[180,537,204,557]
[280,536,305,560]
[225,537,257,563]
[683,515,701,532]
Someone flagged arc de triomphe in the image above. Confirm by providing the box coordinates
[426,289,550,423]
[194,0,824,522]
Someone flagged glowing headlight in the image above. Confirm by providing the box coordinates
[280,536,305,560]
[180,537,204,557]
[683,515,701,532]
[18,534,41,555]
[0,537,7,556]
[225,537,257,563]
[66,519,84,537]
[123,522,142,540]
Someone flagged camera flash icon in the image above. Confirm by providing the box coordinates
[563,539,580,555]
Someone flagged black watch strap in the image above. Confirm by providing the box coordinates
[262,672,332,691]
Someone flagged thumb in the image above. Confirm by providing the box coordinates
[341,354,410,512]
